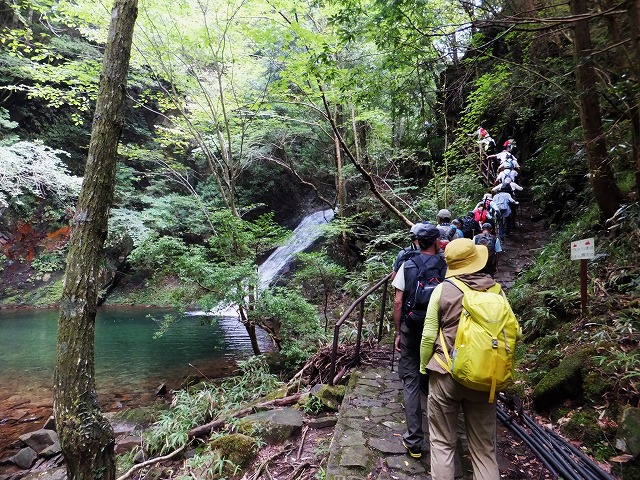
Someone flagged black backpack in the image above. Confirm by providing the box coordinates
[402,255,444,330]
[461,214,477,239]
[393,246,420,272]
[474,232,497,258]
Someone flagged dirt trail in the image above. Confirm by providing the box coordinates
[493,202,548,289]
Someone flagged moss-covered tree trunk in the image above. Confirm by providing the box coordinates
[570,0,622,219]
[53,1,138,479]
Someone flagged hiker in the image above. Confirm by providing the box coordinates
[451,219,464,239]
[419,238,514,479]
[392,222,427,280]
[436,209,462,248]
[392,223,447,459]
[487,139,520,178]
[474,126,495,152]
[473,222,502,278]
[492,190,519,240]
[472,194,496,231]
[459,212,478,239]
[491,176,523,195]
[494,167,519,185]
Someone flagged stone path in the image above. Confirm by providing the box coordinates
[325,365,544,480]
[326,366,433,479]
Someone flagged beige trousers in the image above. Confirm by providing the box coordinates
[428,371,499,480]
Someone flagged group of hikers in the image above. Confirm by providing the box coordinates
[389,132,522,479]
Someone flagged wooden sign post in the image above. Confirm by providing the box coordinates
[570,238,595,316]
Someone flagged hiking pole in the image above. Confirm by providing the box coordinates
[391,339,396,372]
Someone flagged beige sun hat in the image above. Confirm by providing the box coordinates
[444,238,489,278]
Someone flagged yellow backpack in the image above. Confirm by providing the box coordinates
[434,278,521,402]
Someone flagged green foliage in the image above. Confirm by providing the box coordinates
[0,107,18,131]
[250,288,325,369]
[293,249,346,326]
[0,140,81,208]
[129,235,190,274]
[302,395,326,415]
[31,250,66,274]
[180,450,240,479]
[107,208,151,248]
[560,409,615,459]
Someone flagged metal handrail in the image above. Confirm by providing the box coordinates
[328,272,393,385]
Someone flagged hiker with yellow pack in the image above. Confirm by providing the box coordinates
[419,238,521,480]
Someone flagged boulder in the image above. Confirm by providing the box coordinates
[9,447,38,469]
[237,408,303,444]
[310,384,346,411]
[532,349,593,410]
[615,406,640,456]
[208,433,259,469]
[40,442,62,457]
[19,429,59,455]
[115,434,143,454]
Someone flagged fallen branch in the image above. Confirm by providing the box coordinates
[296,426,309,461]
[189,393,303,439]
[116,445,185,480]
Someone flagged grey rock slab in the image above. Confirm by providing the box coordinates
[386,454,427,475]
[9,447,38,469]
[370,406,397,417]
[41,416,56,431]
[18,467,67,480]
[616,406,640,456]
[350,385,379,397]
[18,429,58,455]
[358,379,384,388]
[40,442,62,457]
[336,429,365,447]
[338,445,372,468]
[348,398,385,408]
[307,415,338,429]
[115,434,142,454]
[367,437,407,454]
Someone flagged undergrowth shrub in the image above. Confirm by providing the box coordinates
[143,356,280,456]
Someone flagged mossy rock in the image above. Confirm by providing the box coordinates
[309,384,346,411]
[616,406,640,456]
[208,433,259,469]
[560,409,604,446]
[532,347,595,410]
[582,370,615,403]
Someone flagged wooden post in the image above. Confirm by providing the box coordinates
[580,259,588,316]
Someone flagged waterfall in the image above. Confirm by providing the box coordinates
[188,208,334,317]
[257,208,335,289]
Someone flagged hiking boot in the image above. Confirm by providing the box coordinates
[402,440,422,459]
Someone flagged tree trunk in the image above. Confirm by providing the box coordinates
[627,0,640,189]
[54,1,138,479]
[239,306,261,355]
[570,0,622,219]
